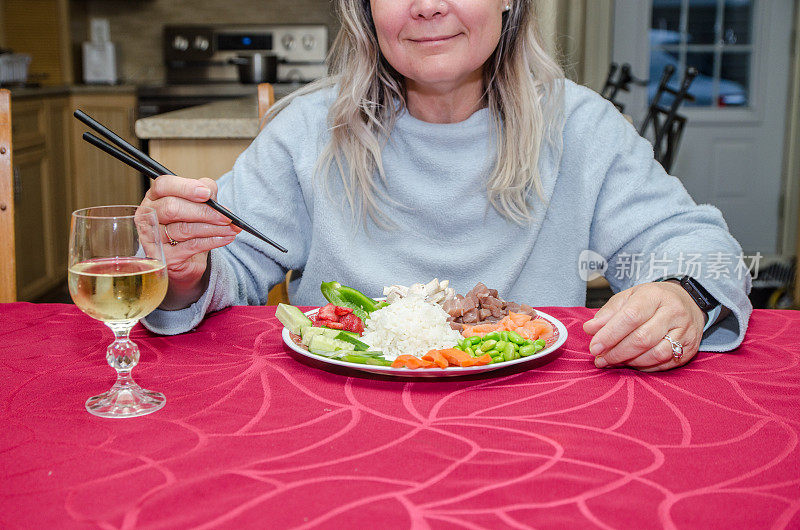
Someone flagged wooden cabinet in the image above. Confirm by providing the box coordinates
[13,148,51,299]
[11,98,60,300]
[69,94,141,209]
[1,0,73,86]
[10,91,139,300]
[148,139,251,181]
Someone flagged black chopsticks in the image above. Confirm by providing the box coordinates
[73,109,288,254]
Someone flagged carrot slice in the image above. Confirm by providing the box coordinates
[436,348,484,367]
[472,353,493,366]
[422,350,449,369]
[391,355,436,369]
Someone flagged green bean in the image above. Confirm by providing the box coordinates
[479,339,497,352]
[484,331,501,341]
[507,331,525,345]
[465,346,475,357]
[519,344,537,356]
[500,331,510,342]
[534,339,547,350]
[491,355,504,364]
[468,335,483,345]
[495,340,509,352]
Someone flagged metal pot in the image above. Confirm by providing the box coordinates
[229,53,278,84]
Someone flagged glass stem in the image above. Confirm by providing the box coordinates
[106,322,140,389]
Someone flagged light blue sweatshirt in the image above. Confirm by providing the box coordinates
[143,81,752,351]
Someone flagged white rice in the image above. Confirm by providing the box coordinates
[361,293,462,361]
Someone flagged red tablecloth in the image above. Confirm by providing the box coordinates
[1,303,799,529]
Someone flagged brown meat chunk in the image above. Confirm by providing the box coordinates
[442,298,461,318]
[461,308,480,323]
[471,282,490,296]
[490,304,506,318]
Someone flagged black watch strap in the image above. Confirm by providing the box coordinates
[657,275,720,312]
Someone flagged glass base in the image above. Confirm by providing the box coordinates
[85,381,166,418]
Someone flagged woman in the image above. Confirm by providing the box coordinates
[141,0,752,371]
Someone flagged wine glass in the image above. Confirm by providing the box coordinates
[68,205,168,418]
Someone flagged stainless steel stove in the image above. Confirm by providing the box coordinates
[138,24,328,118]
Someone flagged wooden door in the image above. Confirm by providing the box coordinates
[613,0,796,256]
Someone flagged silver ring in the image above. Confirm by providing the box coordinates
[164,224,178,246]
[663,334,683,360]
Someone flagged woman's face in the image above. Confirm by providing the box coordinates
[371,0,507,90]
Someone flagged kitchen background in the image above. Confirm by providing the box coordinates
[1,0,799,310]
[68,0,338,85]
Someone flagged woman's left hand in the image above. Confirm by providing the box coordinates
[582,281,706,371]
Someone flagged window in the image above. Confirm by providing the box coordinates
[650,0,754,107]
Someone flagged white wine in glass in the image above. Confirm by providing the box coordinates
[68,205,168,418]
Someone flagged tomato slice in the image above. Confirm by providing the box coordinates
[317,303,338,322]
[334,305,354,316]
[340,313,364,334]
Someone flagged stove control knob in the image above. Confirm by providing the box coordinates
[194,36,210,51]
[172,35,189,51]
[302,34,316,50]
[281,34,296,51]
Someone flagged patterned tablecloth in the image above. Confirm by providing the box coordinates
[1,303,799,528]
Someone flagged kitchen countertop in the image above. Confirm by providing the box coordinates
[135,84,301,140]
[5,84,137,98]
[135,97,261,140]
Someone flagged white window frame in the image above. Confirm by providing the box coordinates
[649,0,767,125]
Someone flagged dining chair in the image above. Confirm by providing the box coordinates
[601,63,647,113]
[256,83,292,305]
[0,89,16,303]
[257,82,275,129]
[638,65,698,173]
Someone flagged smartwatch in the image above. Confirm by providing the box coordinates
[656,275,721,331]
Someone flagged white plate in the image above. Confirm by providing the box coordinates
[281,308,568,378]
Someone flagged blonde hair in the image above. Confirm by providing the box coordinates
[266,0,565,227]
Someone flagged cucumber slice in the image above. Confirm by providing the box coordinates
[308,334,356,352]
[276,303,313,335]
[300,326,326,346]
[301,326,358,346]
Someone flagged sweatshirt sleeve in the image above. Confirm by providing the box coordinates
[575,88,752,352]
[141,98,313,335]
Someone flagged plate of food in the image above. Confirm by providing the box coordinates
[278,279,568,377]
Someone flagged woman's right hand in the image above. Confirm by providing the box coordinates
[141,175,241,310]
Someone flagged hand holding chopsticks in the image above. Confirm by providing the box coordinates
[73,109,287,254]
